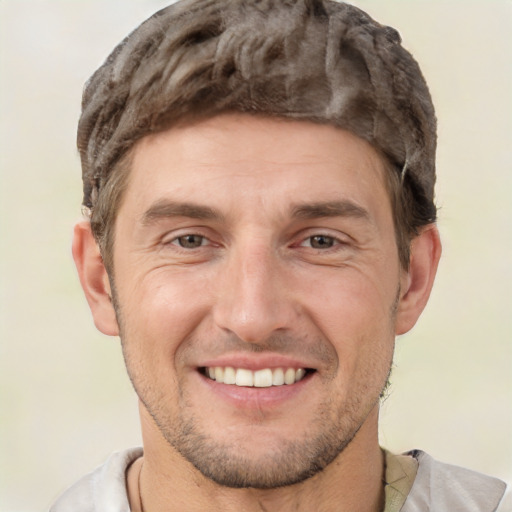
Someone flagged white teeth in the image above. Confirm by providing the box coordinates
[295,368,306,381]
[272,368,284,386]
[254,369,272,388]
[235,368,253,386]
[214,367,224,382]
[205,366,309,387]
[284,368,296,385]
[224,366,236,385]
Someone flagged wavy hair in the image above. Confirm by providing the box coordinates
[78,0,437,270]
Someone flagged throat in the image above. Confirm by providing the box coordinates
[126,456,144,512]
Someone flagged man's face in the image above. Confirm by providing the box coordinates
[110,114,405,488]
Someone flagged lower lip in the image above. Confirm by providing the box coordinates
[196,371,315,409]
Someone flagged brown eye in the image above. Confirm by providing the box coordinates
[176,235,205,248]
[309,235,335,249]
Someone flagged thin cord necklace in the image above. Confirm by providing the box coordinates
[138,461,145,512]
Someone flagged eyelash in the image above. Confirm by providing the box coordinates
[298,234,346,250]
[170,234,210,249]
[164,232,347,252]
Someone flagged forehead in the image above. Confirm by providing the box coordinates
[122,114,391,222]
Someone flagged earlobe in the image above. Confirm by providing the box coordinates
[72,221,120,336]
[395,224,442,335]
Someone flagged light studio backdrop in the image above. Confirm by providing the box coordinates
[0,1,511,510]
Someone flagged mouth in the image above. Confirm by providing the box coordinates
[199,366,315,388]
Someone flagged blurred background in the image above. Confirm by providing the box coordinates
[0,1,511,510]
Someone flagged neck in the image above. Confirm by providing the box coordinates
[128,405,385,512]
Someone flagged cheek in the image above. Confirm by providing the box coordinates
[117,267,213,366]
[299,267,397,379]
[300,266,398,335]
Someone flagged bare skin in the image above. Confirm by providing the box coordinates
[74,114,441,512]
[126,406,385,512]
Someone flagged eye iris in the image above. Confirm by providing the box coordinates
[178,235,204,248]
[310,235,334,249]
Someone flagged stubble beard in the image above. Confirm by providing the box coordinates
[122,347,393,490]
[111,279,397,490]
[159,387,380,489]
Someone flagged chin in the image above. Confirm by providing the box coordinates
[156,404,366,489]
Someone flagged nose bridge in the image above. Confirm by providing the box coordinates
[213,238,293,343]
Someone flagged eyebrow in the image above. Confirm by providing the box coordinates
[141,200,223,225]
[291,200,370,221]
[140,199,370,226]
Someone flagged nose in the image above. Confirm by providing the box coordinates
[212,242,297,344]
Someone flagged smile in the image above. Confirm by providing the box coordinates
[201,367,312,387]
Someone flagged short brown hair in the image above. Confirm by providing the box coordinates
[78,0,437,270]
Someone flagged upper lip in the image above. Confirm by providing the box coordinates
[197,353,316,371]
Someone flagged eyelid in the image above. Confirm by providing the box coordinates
[294,228,350,246]
[299,235,346,249]
[171,234,208,248]
[161,228,215,247]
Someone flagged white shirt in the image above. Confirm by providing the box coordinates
[50,448,510,512]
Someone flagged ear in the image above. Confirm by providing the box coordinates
[395,224,442,335]
[72,220,119,336]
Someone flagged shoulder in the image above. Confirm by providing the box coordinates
[402,450,509,512]
[49,447,143,512]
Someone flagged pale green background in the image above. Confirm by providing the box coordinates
[0,1,511,510]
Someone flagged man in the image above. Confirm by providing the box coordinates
[51,0,509,510]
